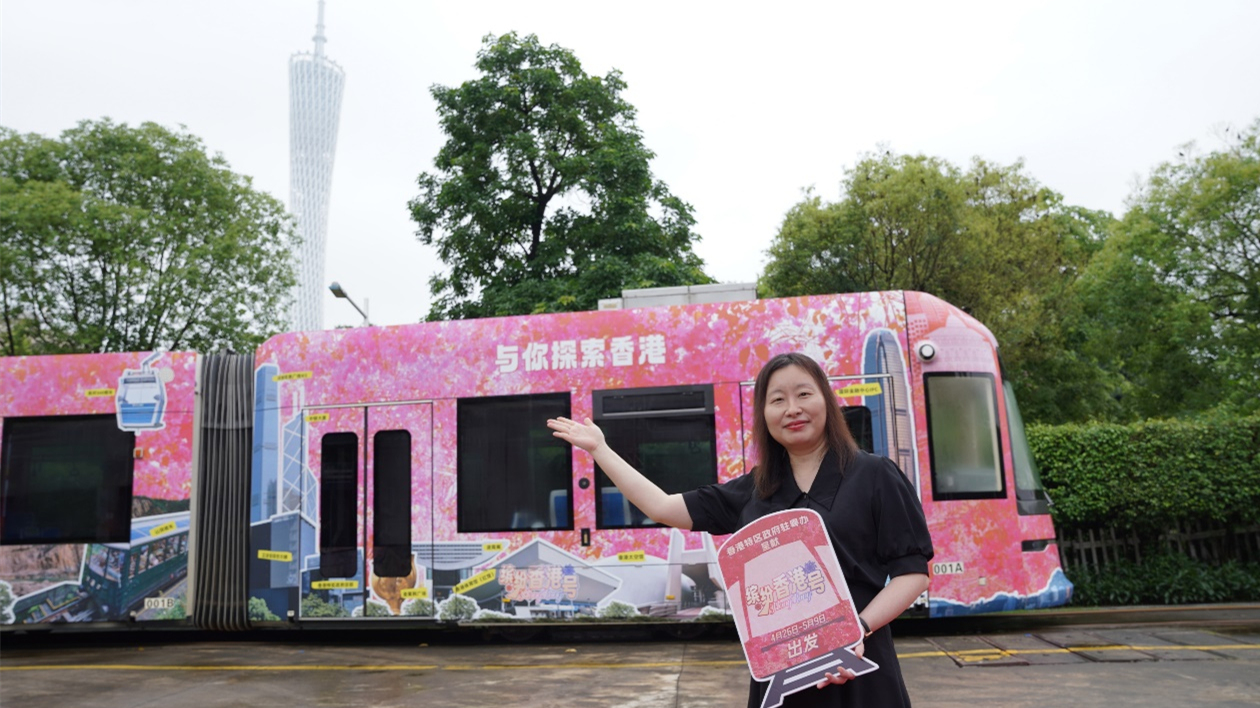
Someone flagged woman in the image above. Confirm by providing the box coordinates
[548,352,933,707]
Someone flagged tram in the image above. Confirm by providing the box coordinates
[0,290,1072,630]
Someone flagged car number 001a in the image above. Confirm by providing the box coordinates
[932,562,964,575]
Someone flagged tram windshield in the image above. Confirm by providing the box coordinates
[1003,380,1052,515]
[925,373,1005,500]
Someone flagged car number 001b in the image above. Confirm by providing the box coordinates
[144,597,176,610]
[932,562,964,575]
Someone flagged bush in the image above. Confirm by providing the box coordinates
[0,581,14,624]
[402,598,434,616]
[437,594,478,621]
[695,606,734,623]
[1029,416,1260,531]
[473,608,520,621]
[354,601,391,617]
[248,596,280,621]
[1032,415,1260,606]
[1069,556,1260,606]
[155,597,188,620]
[596,600,640,619]
[301,593,350,618]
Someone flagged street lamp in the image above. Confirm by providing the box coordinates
[328,281,371,326]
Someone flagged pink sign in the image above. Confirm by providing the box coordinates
[718,509,877,708]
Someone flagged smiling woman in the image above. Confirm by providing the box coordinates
[751,353,856,501]
[549,351,934,708]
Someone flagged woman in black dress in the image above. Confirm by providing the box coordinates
[549,352,933,707]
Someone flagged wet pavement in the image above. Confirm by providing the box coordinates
[2,616,1259,707]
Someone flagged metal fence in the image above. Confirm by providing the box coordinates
[1058,521,1260,571]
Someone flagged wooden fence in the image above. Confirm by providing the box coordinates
[1057,521,1260,571]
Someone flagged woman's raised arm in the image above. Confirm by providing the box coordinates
[547,416,694,530]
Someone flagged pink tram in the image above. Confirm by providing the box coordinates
[0,291,1071,630]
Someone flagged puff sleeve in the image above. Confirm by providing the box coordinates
[682,472,756,536]
[873,457,934,578]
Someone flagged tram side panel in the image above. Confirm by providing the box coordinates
[0,352,198,626]
[248,292,931,623]
[433,292,902,621]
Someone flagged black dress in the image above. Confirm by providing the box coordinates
[682,449,934,708]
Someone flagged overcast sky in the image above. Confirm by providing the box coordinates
[4,0,1259,329]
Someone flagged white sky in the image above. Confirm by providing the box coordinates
[3,0,1259,329]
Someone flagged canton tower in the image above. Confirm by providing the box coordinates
[288,0,345,331]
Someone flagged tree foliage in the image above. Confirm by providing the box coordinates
[761,152,1107,422]
[402,597,435,616]
[1028,416,1260,531]
[1085,120,1260,416]
[0,119,297,355]
[248,596,281,622]
[437,593,478,620]
[410,33,710,320]
[0,580,13,624]
[763,122,1260,424]
[300,593,350,618]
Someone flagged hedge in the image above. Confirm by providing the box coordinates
[1067,554,1260,606]
[1026,416,1260,533]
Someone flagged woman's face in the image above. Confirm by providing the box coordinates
[763,364,828,454]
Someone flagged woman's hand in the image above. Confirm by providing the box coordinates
[816,640,863,688]
[548,416,606,454]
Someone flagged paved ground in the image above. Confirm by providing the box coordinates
[3,623,1259,707]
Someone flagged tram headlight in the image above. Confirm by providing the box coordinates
[917,342,937,362]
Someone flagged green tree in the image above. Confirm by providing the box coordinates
[597,599,639,619]
[436,593,478,620]
[156,597,188,621]
[402,597,434,616]
[0,580,14,624]
[762,152,1107,422]
[1066,228,1220,420]
[410,33,711,320]
[1103,120,1260,415]
[762,154,970,299]
[0,119,297,355]
[300,593,350,618]
[355,601,391,617]
[248,596,281,622]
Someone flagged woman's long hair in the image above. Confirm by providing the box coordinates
[752,352,857,499]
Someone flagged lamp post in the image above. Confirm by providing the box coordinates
[328,281,371,326]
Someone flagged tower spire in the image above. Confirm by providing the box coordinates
[313,0,327,57]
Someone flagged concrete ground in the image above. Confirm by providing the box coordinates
[2,621,1258,707]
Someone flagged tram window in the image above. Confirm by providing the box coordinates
[88,545,110,578]
[106,549,124,582]
[593,386,717,529]
[841,406,875,454]
[1003,379,1052,515]
[373,430,412,577]
[1,415,135,545]
[457,393,572,532]
[319,432,359,578]
[925,373,1006,500]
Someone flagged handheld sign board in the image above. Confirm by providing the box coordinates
[717,508,878,708]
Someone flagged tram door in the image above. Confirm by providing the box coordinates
[305,403,433,619]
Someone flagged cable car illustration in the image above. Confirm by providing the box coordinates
[116,352,167,431]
